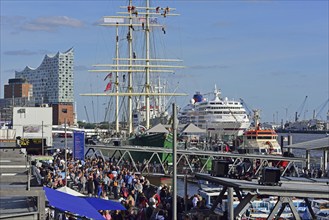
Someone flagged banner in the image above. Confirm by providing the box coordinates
[73,131,85,161]
[23,125,41,133]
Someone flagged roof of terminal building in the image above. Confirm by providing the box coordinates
[284,137,329,151]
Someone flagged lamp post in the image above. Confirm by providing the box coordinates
[64,118,68,186]
[41,121,44,155]
[172,103,177,220]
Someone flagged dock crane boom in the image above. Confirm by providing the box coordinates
[84,105,90,123]
[239,98,252,118]
[315,98,329,119]
[295,96,308,121]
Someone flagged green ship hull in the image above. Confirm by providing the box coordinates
[129,133,173,164]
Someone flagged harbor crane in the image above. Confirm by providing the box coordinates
[295,95,308,121]
[239,98,253,118]
[84,106,90,123]
[315,98,329,119]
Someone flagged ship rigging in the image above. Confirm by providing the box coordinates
[80,0,186,136]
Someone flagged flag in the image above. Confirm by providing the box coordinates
[104,82,112,92]
[104,72,112,81]
[150,18,158,24]
[138,17,146,23]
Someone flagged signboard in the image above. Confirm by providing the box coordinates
[73,131,85,160]
[19,138,46,155]
[20,138,45,147]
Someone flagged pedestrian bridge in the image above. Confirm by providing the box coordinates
[85,144,305,177]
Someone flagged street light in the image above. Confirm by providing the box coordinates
[41,121,44,155]
[64,118,68,187]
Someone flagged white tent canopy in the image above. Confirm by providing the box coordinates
[181,123,206,133]
[146,123,169,134]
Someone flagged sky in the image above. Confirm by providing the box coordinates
[1,0,328,124]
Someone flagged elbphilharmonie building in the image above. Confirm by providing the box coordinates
[14,48,75,125]
[15,48,74,105]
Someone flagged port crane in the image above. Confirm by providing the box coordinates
[239,98,253,119]
[84,106,90,123]
[295,96,308,121]
[315,98,329,119]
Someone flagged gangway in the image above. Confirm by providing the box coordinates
[85,144,304,177]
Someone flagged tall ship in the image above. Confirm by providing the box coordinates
[132,77,173,128]
[178,86,250,140]
[80,0,185,149]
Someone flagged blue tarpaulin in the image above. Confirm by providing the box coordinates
[43,187,103,219]
[83,197,126,211]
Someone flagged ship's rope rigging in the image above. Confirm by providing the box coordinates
[85,0,186,128]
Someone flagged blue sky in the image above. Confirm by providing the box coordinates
[1,0,328,123]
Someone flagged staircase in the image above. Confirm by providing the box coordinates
[0,149,28,189]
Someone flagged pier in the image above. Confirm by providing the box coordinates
[85,144,305,177]
[283,136,329,173]
[85,142,329,219]
[195,173,329,220]
[1,137,328,219]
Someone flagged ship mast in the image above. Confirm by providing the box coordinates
[145,0,151,129]
[81,0,186,134]
[253,109,261,129]
[115,23,120,134]
[128,0,134,134]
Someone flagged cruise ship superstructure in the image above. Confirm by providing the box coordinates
[178,86,250,139]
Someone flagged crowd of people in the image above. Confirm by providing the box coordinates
[33,149,207,220]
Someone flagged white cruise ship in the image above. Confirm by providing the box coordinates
[178,86,250,138]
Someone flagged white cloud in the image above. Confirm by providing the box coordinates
[21,16,84,32]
